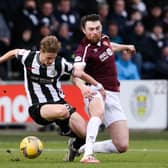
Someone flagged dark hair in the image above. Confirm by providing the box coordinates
[81,14,101,29]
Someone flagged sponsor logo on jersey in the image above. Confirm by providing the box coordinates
[99,48,113,62]
[75,56,82,62]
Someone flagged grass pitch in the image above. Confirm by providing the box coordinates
[0,130,168,168]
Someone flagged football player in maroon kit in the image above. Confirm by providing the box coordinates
[65,14,136,163]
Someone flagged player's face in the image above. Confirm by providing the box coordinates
[40,52,57,66]
[83,21,102,43]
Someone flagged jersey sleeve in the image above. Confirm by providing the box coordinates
[61,57,74,75]
[74,44,87,68]
[16,49,31,65]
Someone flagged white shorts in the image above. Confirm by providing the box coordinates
[84,88,127,128]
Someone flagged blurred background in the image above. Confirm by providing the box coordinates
[0,1,168,167]
[0,0,168,81]
[0,0,168,131]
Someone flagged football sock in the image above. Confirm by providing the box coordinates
[72,137,85,150]
[80,139,118,153]
[55,118,70,134]
[84,116,102,156]
[93,140,119,153]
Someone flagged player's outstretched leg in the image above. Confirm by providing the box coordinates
[64,138,82,162]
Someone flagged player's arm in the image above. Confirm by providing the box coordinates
[73,63,103,90]
[72,74,106,99]
[110,42,136,54]
[72,63,106,99]
[0,49,19,64]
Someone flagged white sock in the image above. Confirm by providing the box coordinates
[93,140,118,153]
[84,116,102,157]
[79,140,118,154]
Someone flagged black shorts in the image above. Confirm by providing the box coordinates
[28,99,75,126]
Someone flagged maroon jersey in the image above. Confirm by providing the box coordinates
[74,35,119,92]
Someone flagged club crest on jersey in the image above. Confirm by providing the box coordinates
[99,48,113,62]
[75,56,82,62]
[106,48,113,56]
[50,70,57,76]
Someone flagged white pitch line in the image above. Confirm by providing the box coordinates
[0,148,168,153]
[129,148,168,152]
[0,148,67,152]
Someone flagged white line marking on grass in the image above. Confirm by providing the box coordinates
[1,148,168,153]
[0,148,67,152]
[129,149,168,152]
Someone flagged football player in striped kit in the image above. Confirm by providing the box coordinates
[0,35,105,160]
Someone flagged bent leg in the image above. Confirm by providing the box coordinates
[64,112,87,162]
[84,94,104,157]
[69,112,87,138]
[108,120,129,153]
[40,104,69,121]
[79,120,128,154]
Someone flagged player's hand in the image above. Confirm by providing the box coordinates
[98,88,106,99]
[126,45,136,55]
[81,85,96,99]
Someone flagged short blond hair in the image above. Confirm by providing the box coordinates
[40,35,61,53]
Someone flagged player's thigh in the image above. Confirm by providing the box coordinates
[108,120,129,150]
[104,91,127,127]
[84,90,104,118]
[40,104,68,120]
[89,96,104,118]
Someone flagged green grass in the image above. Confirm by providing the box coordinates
[0,130,168,168]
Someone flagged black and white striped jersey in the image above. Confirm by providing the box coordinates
[16,49,73,105]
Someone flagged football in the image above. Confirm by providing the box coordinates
[20,136,43,159]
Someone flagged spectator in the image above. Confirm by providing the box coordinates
[12,0,40,48]
[0,13,11,53]
[57,23,74,62]
[140,23,166,79]
[106,21,123,44]
[130,0,147,16]
[17,28,37,50]
[74,0,98,16]
[0,12,11,80]
[97,1,110,33]
[126,9,143,29]
[116,50,140,80]
[39,0,59,34]
[124,21,150,75]
[35,21,53,48]
[108,0,128,35]
[155,46,168,79]
[148,23,166,58]
[57,23,76,80]
[162,8,168,35]
[0,0,22,22]
[143,5,163,31]
[54,0,80,37]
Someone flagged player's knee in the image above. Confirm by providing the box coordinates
[113,140,128,153]
[92,110,104,119]
[69,113,77,123]
[70,113,87,136]
[116,142,128,153]
[69,113,81,128]
[60,106,69,118]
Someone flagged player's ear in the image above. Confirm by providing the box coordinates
[81,27,86,34]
